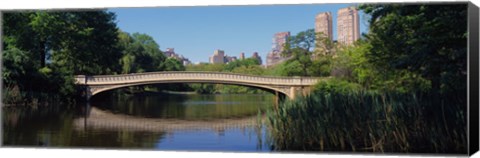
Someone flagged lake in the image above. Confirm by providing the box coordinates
[2,91,275,152]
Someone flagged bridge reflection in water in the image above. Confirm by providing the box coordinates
[75,106,259,132]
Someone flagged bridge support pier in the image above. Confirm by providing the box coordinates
[85,86,92,102]
[274,91,279,109]
[287,86,313,100]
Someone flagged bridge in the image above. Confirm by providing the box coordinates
[74,71,324,100]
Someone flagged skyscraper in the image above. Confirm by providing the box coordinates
[209,49,225,64]
[252,52,262,65]
[315,12,333,41]
[266,52,283,68]
[337,7,360,45]
[163,48,191,66]
[164,48,176,57]
[240,52,245,60]
[266,32,290,67]
[272,32,290,53]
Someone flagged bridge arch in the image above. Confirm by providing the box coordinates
[88,80,292,100]
[75,71,323,101]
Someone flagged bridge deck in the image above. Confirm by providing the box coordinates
[75,71,323,86]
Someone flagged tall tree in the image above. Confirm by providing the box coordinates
[51,11,122,75]
[359,4,467,93]
[117,32,167,73]
[2,10,122,99]
[281,29,334,77]
[163,58,185,71]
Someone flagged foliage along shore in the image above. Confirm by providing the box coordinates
[261,4,467,153]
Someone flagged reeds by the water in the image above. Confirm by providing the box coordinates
[264,91,466,153]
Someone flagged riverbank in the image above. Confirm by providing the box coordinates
[73,107,260,132]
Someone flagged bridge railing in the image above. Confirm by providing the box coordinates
[74,71,324,86]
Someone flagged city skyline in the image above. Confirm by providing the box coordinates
[110,4,369,63]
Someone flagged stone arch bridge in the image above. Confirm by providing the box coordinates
[74,71,325,100]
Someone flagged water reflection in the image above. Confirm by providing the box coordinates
[3,106,164,149]
[3,91,273,152]
[91,91,272,120]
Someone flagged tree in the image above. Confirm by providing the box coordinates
[359,4,467,93]
[281,29,316,76]
[32,11,122,75]
[223,58,260,71]
[231,65,264,75]
[314,32,337,56]
[2,10,122,102]
[163,58,185,71]
[280,29,335,77]
[117,31,167,73]
[331,40,431,93]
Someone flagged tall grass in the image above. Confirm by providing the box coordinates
[264,91,466,153]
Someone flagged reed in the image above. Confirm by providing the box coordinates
[264,91,466,153]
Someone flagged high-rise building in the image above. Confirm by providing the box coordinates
[266,32,290,67]
[266,52,283,68]
[240,52,245,60]
[272,32,290,53]
[164,48,176,57]
[163,48,191,66]
[251,52,262,65]
[182,58,191,66]
[315,12,333,41]
[337,7,360,45]
[209,49,225,64]
[225,56,237,63]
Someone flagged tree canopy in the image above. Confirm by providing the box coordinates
[2,10,122,101]
[359,4,467,93]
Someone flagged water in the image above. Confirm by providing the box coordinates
[2,91,274,152]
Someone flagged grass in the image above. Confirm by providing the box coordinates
[264,91,467,153]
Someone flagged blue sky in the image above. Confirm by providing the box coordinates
[109,3,369,63]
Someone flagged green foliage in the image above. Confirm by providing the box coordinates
[308,55,332,77]
[278,29,336,77]
[186,63,224,72]
[2,47,35,86]
[2,10,121,105]
[264,4,468,153]
[279,61,304,76]
[313,78,362,94]
[117,31,167,74]
[189,83,217,94]
[163,58,186,71]
[231,65,264,75]
[265,91,466,153]
[359,4,467,93]
[281,29,315,76]
[223,58,260,71]
[331,40,431,93]
[45,11,121,75]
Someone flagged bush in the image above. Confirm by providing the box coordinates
[312,78,362,94]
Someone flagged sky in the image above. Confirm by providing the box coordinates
[109,3,370,64]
